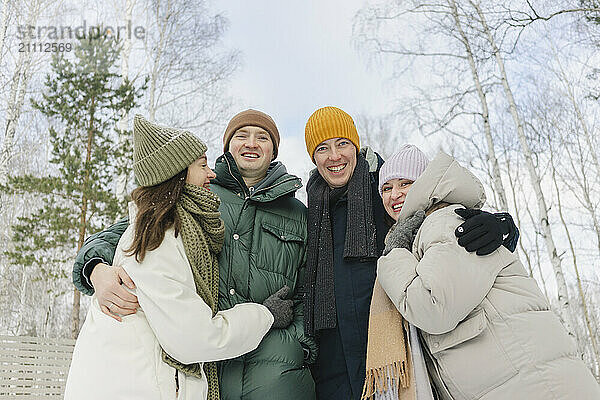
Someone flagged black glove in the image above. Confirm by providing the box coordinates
[384,210,426,255]
[495,212,519,252]
[263,285,294,329]
[454,208,519,255]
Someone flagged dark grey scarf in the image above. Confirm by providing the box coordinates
[305,153,378,335]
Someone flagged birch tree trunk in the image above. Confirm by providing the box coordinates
[524,202,551,300]
[565,134,600,253]
[504,154,535,278]
[564,81,600,178]
[469,0,574,334]
[72,100,97,339]
[549,136,599,371]
[0,0,10,68]
[550,45,600,252]
[0,55,30,185]
[448,0,507,210]
[16,268,27,335]
[0,1,38,185]
[147,0,172,121]
[115,0,134,205]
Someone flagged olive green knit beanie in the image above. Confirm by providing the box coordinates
[133,114,207,187]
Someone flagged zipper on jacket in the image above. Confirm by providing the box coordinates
[224,156,249,198]
[241,198,250,211]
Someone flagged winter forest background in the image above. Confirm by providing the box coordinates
[0,0,599,382]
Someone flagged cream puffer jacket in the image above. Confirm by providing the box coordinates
[65,203,274,400]
[377,152,600,400]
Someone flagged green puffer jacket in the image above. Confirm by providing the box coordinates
[72,153,316,400]
[210,153,316,400]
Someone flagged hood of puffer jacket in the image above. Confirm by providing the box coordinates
[396,151,486,222]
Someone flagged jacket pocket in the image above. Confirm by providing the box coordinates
[421,309,517,399]
[261,222,304,243]
[259,222,305,280]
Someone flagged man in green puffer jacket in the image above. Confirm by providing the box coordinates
[72,110,317,400]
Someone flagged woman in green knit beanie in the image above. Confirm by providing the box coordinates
[65,115,291,400]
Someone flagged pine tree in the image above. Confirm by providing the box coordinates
[580,0,600,25]
[2,35,144,338]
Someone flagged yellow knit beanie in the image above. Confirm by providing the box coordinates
[305,106,360,161]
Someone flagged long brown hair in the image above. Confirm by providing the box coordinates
[125,169,187,262]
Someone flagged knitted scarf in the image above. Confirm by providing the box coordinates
[362,279,413,400]
[305,152,378,334]
[161,183,225,400]
[362,204,448,400]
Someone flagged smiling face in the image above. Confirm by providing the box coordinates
[229,126,274,186]
[313,137,358,188]
[381,178,414,221]
[186,155,216,190]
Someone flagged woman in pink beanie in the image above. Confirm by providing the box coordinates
[377,144,430,219]
[363,145,600,400]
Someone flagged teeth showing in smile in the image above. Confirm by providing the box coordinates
[242,153,259,158]
[392,204,402,211]
[327,164,346,173]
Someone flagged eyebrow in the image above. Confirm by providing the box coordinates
[236,128,268,135]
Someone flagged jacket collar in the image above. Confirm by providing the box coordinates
[212,152,302,202]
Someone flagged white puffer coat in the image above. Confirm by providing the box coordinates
[377,152,600,400]
[65,204,274,400]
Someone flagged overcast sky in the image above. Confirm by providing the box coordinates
[213,0,396,187]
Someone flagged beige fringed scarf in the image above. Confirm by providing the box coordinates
[361,279,415,400]
[362,203,450,400]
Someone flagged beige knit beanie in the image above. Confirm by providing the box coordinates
[223,109,280,158]
[133,114,207,187]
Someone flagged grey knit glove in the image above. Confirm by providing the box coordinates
[383,210,426,255]
[263,285,294,329]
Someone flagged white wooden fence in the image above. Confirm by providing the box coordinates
[0,335,75,398]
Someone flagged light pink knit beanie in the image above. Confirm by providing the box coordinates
[378,144,429,196]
